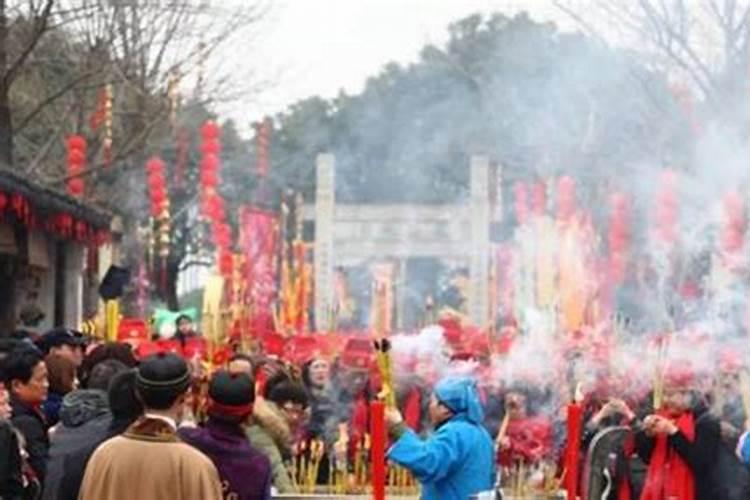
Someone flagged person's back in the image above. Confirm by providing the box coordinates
[387,377,495,500]
[405,415,494,500]
[179,369,272,500]
[79,352,222,500]
[81,420,220,500]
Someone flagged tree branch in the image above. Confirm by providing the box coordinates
[3,0,54,87]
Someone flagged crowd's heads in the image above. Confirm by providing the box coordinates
[302,358,330,389]
[267,379,309,429]
[227,353,254,378]
[108,369,143,424]
[135,352,191,411]
[44,353,77,395]
[78,342,137,388]
[4,347,48,405]
[86,359,129,391]
[207,369,254,423]
[38,328,85,367]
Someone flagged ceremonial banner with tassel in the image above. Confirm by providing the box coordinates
[239,205,278,331]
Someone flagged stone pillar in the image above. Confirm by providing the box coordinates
[63,242,85,327]
[314,154,335,331]
[468,155,491,327]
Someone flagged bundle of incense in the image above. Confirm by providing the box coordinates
[373,338,397,408]
[494,412,511,452]
[290,443,300,492]
[307,440,324,493]
[652,337,669,410]
[297,441,308,492]
[353,436,364,490]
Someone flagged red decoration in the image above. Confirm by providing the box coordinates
[565,400,583,499]
[655,170,678,244]
[721,189,745,254]
[201,120,220,140]
[513,182,528,225]
[557,176,576,223]
[370,400,386,500]
[66,135,87,197]
[531,181,546,216]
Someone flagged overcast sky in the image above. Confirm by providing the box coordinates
[218,0,579,133]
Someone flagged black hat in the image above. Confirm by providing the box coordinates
[136,352,191,394]
[39,328,85,354]
[208,369,254,418]
[99,265,131,301]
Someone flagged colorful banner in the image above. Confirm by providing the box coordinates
[239,205,278,318]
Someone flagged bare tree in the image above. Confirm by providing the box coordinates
[555,0,750,127]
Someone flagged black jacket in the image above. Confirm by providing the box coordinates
[10,398,49,482]
[634,405,720,500]
[0,419,25,499]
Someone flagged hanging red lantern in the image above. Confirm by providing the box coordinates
[531,181,546,217]
[557,176,576,223]
[199,168,219,188]
[721,189,745,253]
[201,120,220,141]
[513,182,528,225]
[200,140,221,156]
[66,135,87,197]
[654,170,678,244]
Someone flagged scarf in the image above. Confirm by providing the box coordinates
[640,412,696,500]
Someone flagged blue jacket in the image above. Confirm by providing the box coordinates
[387,414,494,500]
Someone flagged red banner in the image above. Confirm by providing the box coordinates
[239,205,278,316]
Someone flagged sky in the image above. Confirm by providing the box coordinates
[218,0,581,134]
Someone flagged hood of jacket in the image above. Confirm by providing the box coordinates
[59,389,110,427]
[252,398,291,451]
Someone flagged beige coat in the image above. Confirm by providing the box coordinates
[79,417,223,500]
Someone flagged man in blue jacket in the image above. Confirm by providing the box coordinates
[386,376,494,500]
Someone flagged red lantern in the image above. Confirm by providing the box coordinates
[66,135,87,197]
[200,140,221,156]
[513,182,528,225]
[201,121,220,141]
[218,250,233,276]
[721,189,745,253]
[199,168,218,188]
[557,176,576,223]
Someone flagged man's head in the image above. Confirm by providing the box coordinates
[428,393,455,426]
[504,389,529,420]
[4,347,48,405]
[663,364,696,417]
[45,354,77,395]
[228,354,254,378]
[135,353,191,415]
[431,377,484,427]
[108,369,143,424]
[79,342,137,388]
[40,328,85,367]
[267,380,309,431]
[207,369,255,424]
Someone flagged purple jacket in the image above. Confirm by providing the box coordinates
[179,418,272,500]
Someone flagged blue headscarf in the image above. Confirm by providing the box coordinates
[433,377,484,424]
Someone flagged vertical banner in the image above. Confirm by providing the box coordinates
[239,206,278,322]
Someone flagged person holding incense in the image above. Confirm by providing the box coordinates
[385,376,494,500]
[496,385,553,468]
[635,364,721,500]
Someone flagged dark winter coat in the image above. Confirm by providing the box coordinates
[0,419,25,499]
[180,418,272,500]
[42,390,111,500]
[56,416,133,500]
[634,405,721,500]
[40,393,63,429]
[10,398,49,482]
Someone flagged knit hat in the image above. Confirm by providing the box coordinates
[136,352,191,394]
[208,369,254,418]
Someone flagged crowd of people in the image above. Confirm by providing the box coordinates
[0,315,748,500]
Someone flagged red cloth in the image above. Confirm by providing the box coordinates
[640,412,696,500]
[498,416,553,466]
